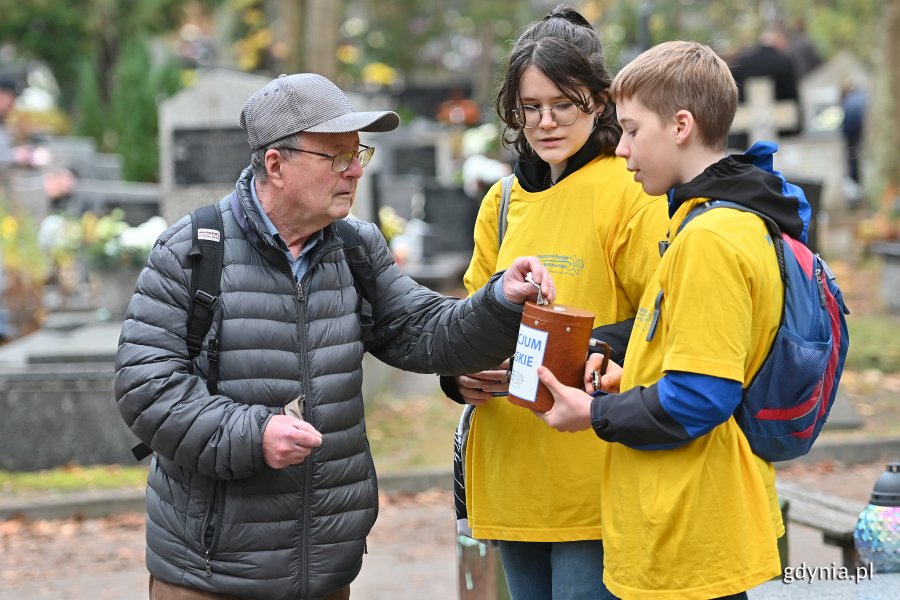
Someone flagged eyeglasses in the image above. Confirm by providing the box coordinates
[514,101,584,129]
[279,144,375,172]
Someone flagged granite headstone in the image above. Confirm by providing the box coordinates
[158,69,270,222]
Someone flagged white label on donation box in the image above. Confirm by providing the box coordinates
[508,324,549,403]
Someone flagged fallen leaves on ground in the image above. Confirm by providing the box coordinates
[0,513,145,589]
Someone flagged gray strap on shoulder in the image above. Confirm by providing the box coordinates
[497,174,516,249]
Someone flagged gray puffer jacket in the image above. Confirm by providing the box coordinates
[114,168,523,599]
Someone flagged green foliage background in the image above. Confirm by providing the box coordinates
[0,0,890,184]
[0,0,226,182]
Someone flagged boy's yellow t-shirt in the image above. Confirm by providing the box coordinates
[464,157,667,541]
[603,198,785,599]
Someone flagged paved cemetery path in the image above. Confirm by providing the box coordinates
[0,462,890,600]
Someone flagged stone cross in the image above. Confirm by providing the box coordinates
[730,77,800,144]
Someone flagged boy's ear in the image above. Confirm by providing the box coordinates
[673,109,695,146]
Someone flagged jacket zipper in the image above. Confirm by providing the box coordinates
[200,481,225,577]
[292,245,341,598]
[296,276,312,598]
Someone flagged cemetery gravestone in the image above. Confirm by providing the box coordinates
[1,73,289,472]
[799,51,871,136]
[9,173,50,224]
[395,81,474,121]
[158,69,270,222]
[871,242,900,313]
[16,135,158,227]
[172,127,250,186]
[422,183,478,254]
[374,173,423,221]
[0,321,137,470]
[42,136,123,181]
[372,121,456,187]
[72,179,161,226]
[393,145,438,179]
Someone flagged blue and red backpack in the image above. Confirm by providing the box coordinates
[680,200,850,462]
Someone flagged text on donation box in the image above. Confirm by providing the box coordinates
[508,325,549,404]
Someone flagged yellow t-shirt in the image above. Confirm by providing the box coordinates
[464,156,667,541]
[603,198,785,599]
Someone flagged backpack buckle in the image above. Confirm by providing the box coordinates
[193,290,218,310]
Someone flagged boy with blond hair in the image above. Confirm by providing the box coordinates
[535,40,815,598]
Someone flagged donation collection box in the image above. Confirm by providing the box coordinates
[507,301,595,412]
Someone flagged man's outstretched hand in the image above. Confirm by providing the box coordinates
[502,256,556,304]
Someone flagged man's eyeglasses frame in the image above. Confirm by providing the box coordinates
[278,144,375,172]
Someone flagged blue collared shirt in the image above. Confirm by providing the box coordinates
[250,177,323,282]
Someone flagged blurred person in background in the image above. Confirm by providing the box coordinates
[0,75,18,168]
[785,18,822,80]
[729,26,802,149]
[840,81,867,186]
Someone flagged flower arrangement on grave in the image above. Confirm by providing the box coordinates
[377,206,406,245]
[0,204,47,279]
[0,199,47,338]
[80,210,167,270]
[39,209,168,317]
[44,209,167,271]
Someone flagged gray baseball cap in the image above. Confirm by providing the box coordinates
[240,73,400,151]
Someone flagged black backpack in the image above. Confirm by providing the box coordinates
[131,204,377,460]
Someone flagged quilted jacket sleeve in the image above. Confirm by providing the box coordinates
[113,222,271,481]
[354,220,523,375]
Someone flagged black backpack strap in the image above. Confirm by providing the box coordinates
[497,174,515,248]
[681,200,782,237]
[187,203,225,393]
[334,219,377,302]
[333,219,378,350]
[680,200,786,282]
[131,203,225,462]
[640,199,788,347]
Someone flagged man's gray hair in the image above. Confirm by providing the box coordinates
[251,133,302,181]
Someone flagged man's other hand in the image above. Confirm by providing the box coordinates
[262,415,324,469]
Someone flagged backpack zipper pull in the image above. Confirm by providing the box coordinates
[815,266,826,308]
[204,550,212,576]
[646,290,664,341]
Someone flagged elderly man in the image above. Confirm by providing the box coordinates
[114,72,553,600]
